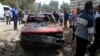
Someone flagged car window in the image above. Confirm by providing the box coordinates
[26,13,55,23]
[27,17,43,23]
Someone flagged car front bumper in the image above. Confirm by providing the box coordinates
[20,35,65,48]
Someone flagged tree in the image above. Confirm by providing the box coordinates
[17,0,35,12]
[0,0,14,6]
[41,4,48,12]
[48,1,59,12]
[60,2,70,12]
[40,1,59,13]
[24,0,35,12]
[0,0,35,12]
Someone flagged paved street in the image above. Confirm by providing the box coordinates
[0,21,99,56]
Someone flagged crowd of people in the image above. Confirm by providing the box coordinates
[70,1,100,56]
[3,1,100,56]
[52,1,100,56]
[4,6,24,30]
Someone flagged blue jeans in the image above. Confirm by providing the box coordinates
[13,17,18,30]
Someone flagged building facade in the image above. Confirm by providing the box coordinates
[70,0,100,9]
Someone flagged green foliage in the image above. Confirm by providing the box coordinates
[0,0,12,6]
[0,0,35,10]
[60,2,70,12]
[40,0,59,13]
[41,4,48,12]
[49,1,59,12]
[40,1,70,13]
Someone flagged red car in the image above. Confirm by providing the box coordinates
[20,13,65,50]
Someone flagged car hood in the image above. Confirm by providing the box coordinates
[21,22,63,33]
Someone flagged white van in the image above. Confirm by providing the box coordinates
[3,5,12,10]
[0,3,11,20]
[0,3,5,20]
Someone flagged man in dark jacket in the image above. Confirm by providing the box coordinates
[89,4,100,56]
[64,10,69,29]
[18,11,24,24]
[12,7,18,30]
[53,11,59,22]
[75,1,94,56]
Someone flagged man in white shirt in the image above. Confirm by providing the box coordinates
[4,8,12,25]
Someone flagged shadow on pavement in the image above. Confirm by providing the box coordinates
[23,48,60,56]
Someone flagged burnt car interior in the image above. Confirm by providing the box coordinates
[27,13,55,23]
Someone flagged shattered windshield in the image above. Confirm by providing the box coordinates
[27,13,54,23]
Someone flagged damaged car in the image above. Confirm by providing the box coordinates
[20,13,65,50]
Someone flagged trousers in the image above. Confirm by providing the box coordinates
[75,36,89,56]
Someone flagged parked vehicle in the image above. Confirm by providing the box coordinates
[20,13,65,50]
[0,3,12,20]
[0,3,5,20]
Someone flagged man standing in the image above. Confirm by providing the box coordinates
[53,11,59,22]
[4,8,12,25]
[71,8,79,40]
[64,10,69,29]
[75,1,94,56]
[59,13,64,26]
[18,10,24,24]
[89,5,100,56]
[12,7,18,30]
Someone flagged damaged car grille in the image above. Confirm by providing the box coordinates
[21,34,56,44]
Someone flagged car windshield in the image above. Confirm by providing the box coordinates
[27,13,55,23]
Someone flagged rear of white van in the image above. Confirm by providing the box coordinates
[0,3,5,20]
